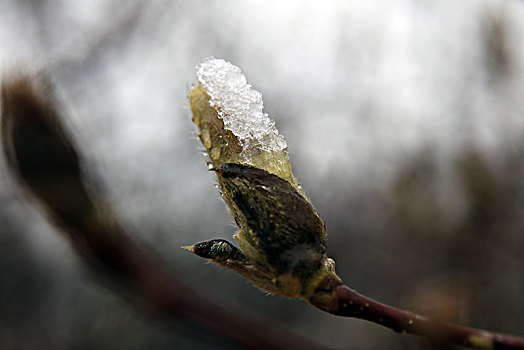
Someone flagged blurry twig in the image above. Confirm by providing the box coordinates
[0,75,328,350]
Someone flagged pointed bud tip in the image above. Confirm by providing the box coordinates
[181,245,195,253]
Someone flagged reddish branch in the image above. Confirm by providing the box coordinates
[321,284,524,349]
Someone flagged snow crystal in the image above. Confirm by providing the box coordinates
[196,58,287,160]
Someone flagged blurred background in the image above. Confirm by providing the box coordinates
[1,0,524,349]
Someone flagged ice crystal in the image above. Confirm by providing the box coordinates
[196,58,287,161]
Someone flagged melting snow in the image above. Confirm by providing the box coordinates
[196,57,287,160]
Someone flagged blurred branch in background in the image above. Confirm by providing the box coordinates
[0,76,327,350]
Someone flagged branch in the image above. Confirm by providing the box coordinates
[320,284,524,349]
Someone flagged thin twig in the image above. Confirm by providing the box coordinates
[324,284,524,349]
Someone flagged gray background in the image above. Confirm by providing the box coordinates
[1,1,524,349]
